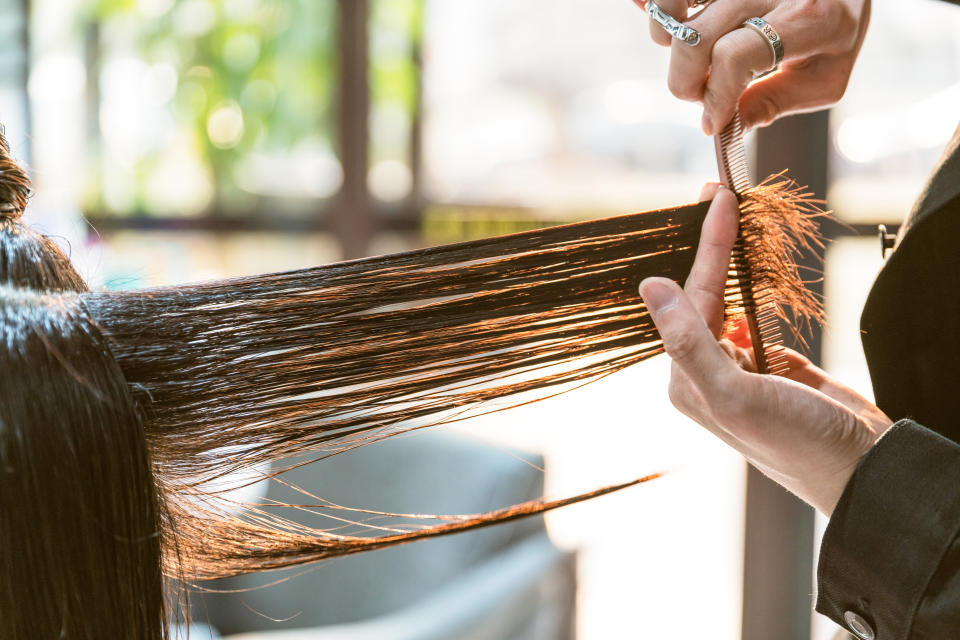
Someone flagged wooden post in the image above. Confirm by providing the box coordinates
[740,110,830,640]
[336,0,373,259]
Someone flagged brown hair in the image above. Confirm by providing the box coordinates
[0,132,165,637]
[0,126,821,635]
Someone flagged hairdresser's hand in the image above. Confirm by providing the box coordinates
[639,184,892,515]
[631,0,870,134]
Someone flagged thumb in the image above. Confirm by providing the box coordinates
[738,57,849,131]
[639,277,737,391]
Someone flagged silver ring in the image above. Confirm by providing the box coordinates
[647,0,701,46]
[741,17,784,78]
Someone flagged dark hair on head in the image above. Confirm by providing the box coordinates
[0,287,165,638]
[0,129,164,637]
[0,122,822,635]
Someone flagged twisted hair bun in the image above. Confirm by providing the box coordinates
[0,129,30,221]
[0,130,86,292]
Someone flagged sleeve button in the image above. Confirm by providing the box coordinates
[843,611,876,640]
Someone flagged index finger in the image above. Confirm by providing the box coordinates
[684,186,740,337]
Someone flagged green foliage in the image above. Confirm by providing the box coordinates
[91,0,337,215]
[371,0,420,114]
[88,0,422,216]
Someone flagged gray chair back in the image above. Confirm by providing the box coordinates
[189,432,549,635]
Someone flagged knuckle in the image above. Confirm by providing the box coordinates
[796,0,829,24]
[715,29,776,82]
[712,36,745,71]
[663,325,699,364]
[667,71,701,101]
[690,280,724,308]
[753,92,781,126]
[717,338,738,360]
[707,46,751,102]
[832,8,855,40]
[826,72,850,103]
[799,0,857,49]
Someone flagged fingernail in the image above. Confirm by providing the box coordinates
[639,279,678,314]
[716,184,737,202]
[701,113,713,136]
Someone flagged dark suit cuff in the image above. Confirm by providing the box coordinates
[816,419,960,639]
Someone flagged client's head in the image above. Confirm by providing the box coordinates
[0,133,165,638]
[0,287,165,638]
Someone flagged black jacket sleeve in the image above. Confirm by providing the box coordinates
[816,419,960,639]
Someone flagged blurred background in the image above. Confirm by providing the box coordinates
[2,0,959,637]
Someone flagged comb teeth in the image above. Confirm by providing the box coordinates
[714,114,751,194]
[714,112,782,375]
[733,276,792,376]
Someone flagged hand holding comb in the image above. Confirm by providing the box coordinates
[714,112,817,375]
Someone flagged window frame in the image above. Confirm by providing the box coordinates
[79,0,425,259]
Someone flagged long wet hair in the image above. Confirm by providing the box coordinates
[0,129,821,637]
[0,150,165,637]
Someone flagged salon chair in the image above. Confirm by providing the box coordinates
[187,431,577,640]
